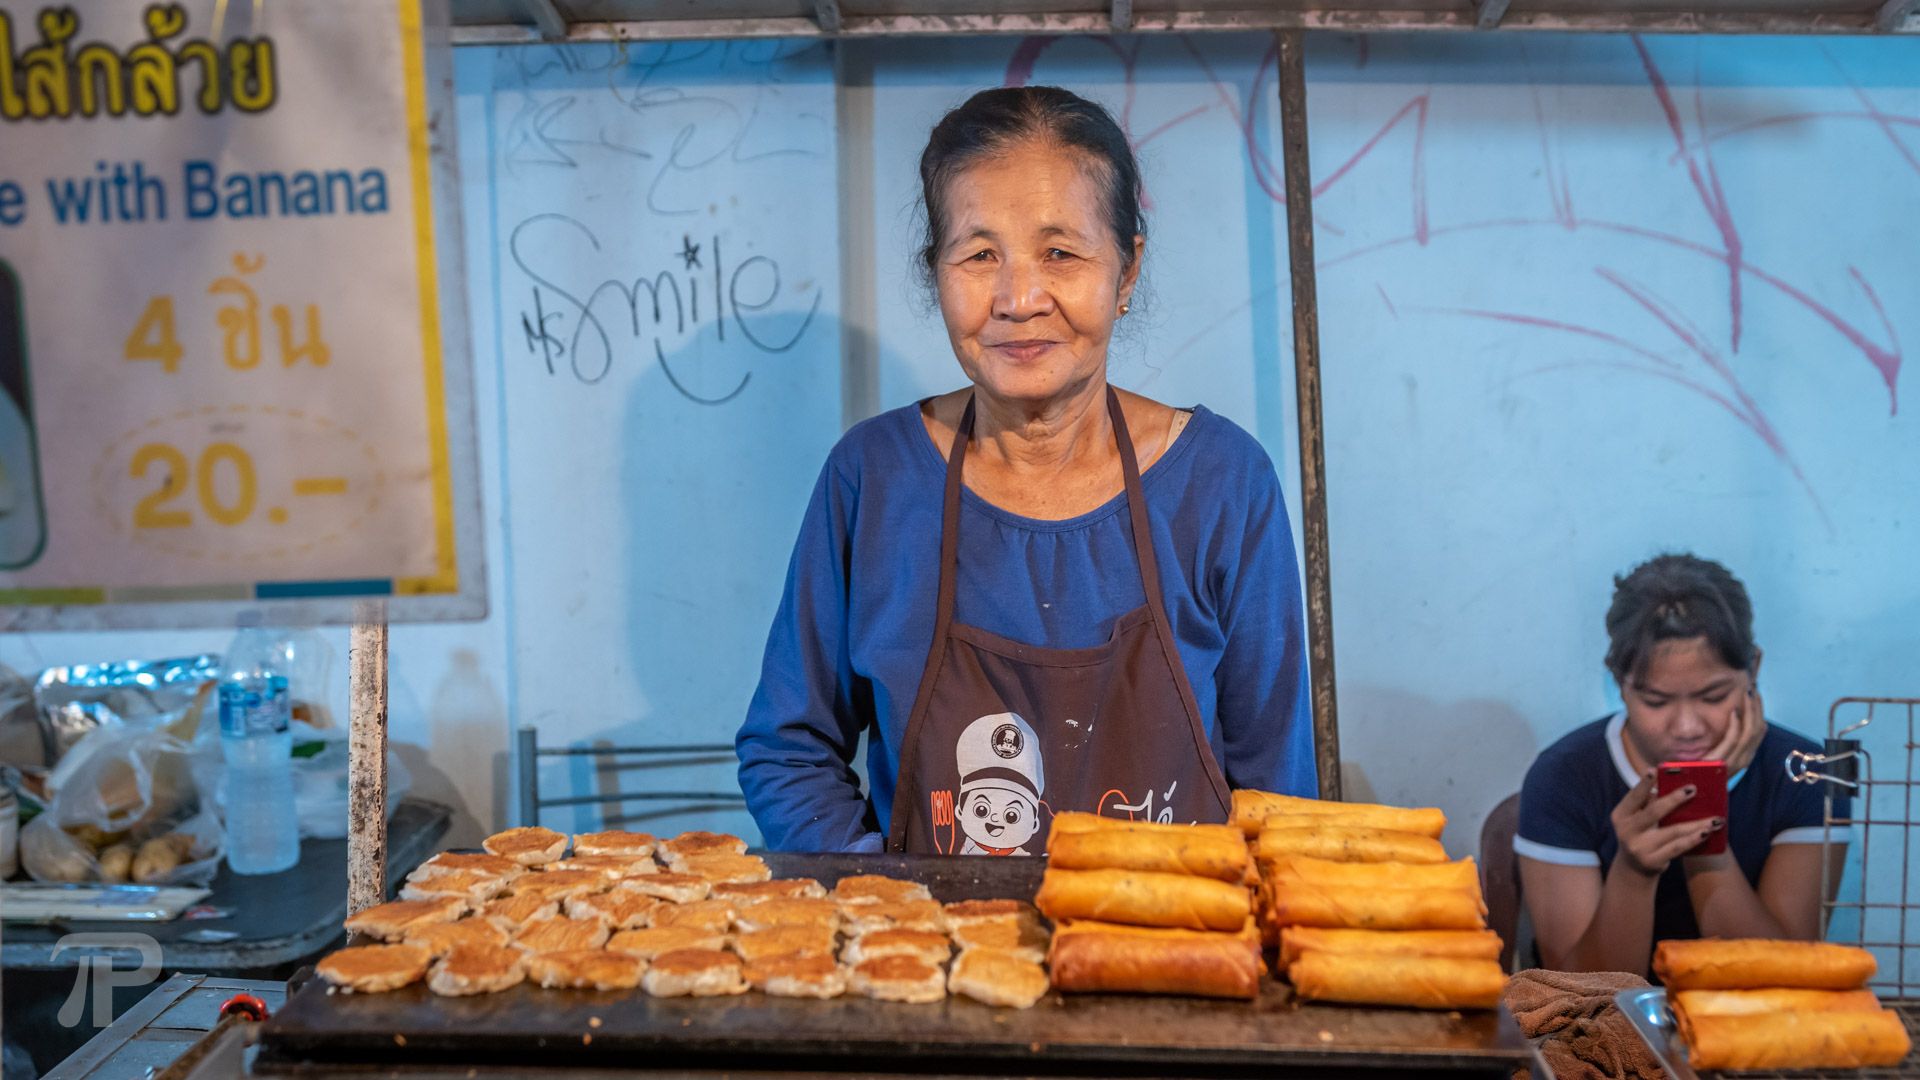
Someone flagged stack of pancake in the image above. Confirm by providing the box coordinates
[1657,938,1911,1070]
[1235,790,1507,1010]
[315,827,1048,1007]
[1035,811,1263,999]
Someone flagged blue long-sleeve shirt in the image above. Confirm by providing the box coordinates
[736,401,1316,852]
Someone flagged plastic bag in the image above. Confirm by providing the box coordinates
[289,721,409,839]
[20,723,223,885]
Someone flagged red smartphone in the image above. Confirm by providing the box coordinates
[1657,760,1728,856]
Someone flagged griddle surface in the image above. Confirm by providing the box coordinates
[258,853,1532,1074]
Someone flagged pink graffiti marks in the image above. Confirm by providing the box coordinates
[1005,33,1908,516]
[1673,48,1920,183]
[1632,37,1747,354]
[1435,271,1828,524]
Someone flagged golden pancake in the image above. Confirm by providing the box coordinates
[318,944,431,992]
[510,870,608,902]
[712,878,827,903]
[843,899,947,935]
[679,853,771,884]
[607,925,729,960]
[949,947,1049,1008]
[399,870,508,904]
[526,949,645,991]
[831,875,933,906]
[733,898,841,933]
[951,918,1049,964]
[648,899,736,935]
[734,924,839,964]
[511,916,611,953]
[659,831,748,864]
[744,952,847,999]
[571,830,657,858]
[549,855,656,880]
[943,899,1038,926]
[479,893,560,933]
[428,943,525,996]
[566,890,660,930]
[849,955,946,1003]
[411,851,526,881]
[844,928,950,966]
[643,948,747,997]
[344,897,467,941]
[616,873,711,904]
[403,918,509,958]
[482,826,568,866]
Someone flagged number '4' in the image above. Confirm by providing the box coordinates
[124,297,182,373]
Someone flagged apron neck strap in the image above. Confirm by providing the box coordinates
[938,386,1166,624]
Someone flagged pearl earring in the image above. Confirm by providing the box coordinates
[1119,304,1130,316]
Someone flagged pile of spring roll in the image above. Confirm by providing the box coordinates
[1657,938,1912,1070]
[1235,790,1509,1010]
[1034,811,1266,999]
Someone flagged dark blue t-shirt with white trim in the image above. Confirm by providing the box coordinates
[1516,711,1844,946]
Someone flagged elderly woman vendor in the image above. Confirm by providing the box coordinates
[735,87,1315,854]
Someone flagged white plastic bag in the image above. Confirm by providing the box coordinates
[289,721,410,839]
[20,724,224,885]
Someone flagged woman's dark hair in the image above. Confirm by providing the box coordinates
[1604,554,1756,684]
[916,86,1144,290]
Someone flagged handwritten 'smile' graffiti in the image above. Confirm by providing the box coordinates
[511,214,821,404]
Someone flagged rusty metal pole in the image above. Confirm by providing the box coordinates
[1275,30,1341,801]
[347,604,390,917]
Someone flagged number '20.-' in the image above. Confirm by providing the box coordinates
[130,442,257,528]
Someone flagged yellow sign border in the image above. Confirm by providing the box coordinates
[393,0,458,595]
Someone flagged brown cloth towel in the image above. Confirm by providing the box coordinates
[1503,968,1667,1080]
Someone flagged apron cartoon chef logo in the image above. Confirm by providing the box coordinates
[956,712,1043,856]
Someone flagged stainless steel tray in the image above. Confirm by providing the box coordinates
[1616,986,1700,1080]
[1616,987,1920,1079]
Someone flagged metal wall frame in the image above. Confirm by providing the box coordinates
[349,2,1907,908]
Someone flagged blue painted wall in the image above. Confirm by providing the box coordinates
[6,35,1913,966]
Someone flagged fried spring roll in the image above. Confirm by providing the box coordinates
[1232,791,1447,839]
[1049,811,1242,844]
[1035,868,1250,932]
[1678,1009,1912,1071]
[1673,988,1882,1018]
[1654,938,1877,991]
[1267,879,1486,931]
[1268,855,1479,894]
[1279,927,1502,968]
[1257,823,1448,865]
[1288,952,1506,1010]
[1049,922,1261,1000]
[1048,825,1251,883]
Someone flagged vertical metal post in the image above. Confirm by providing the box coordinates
[835,39,879,431]
[517,725,540,826]
[1275,30,1342,802]
[347,605,389,916]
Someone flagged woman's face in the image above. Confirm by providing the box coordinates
[1620,636,1752,765]
[934,139,1141,409]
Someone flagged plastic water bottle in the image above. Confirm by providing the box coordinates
[219,617,300,874]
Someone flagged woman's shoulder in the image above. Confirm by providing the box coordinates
[1528,716,1618,777]
[1144,403,1280,500]
[823,402,937,482]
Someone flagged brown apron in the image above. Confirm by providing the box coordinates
[886,387,1232,855]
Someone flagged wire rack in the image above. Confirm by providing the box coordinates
[1742,696,1919,1080]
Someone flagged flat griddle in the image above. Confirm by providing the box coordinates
[255,853,1536,1077]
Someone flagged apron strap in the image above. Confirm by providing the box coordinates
[932,394,974,636]
[1108,387,1235,814]
[922,388,1231,819]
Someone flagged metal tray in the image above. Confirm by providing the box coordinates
[257,853,1537,1077]
[1616,987,1700,1080]
[1616,987,1920,1080]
